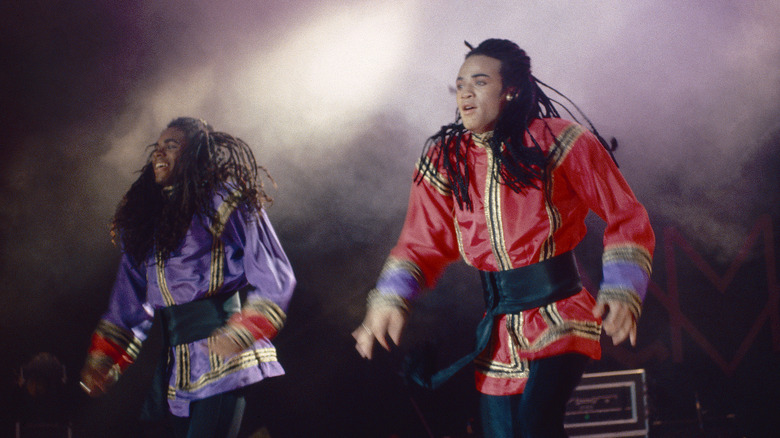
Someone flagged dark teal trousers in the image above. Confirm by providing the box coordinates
[480,353,589,438]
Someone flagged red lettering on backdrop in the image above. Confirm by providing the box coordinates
[586,215,779,375]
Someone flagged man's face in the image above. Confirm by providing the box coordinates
[152,127,186,186]
[456,54,509,134]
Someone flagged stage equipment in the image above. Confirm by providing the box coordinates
[564,368,648,438]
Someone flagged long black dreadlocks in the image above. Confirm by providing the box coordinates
[111,117,273,264]
[415,38,616,211]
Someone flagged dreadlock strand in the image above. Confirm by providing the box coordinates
[415,122,474,210]
[534,77,619,165]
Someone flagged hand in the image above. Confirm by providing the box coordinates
[210,325,247,360]
[592,299,637,346]
[352,306,408,360]
[79,360,119,398]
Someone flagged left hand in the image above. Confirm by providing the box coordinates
[210,325,246,359]
[592,299,637,346]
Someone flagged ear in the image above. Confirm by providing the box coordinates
[504,87,518,101]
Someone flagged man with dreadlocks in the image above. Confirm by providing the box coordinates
[353,39,654,437]
[79,117,295,437]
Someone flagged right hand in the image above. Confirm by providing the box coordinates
[79,358,119,398]
[352,305,408,360]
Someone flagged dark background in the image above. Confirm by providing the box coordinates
[1,1,779,437]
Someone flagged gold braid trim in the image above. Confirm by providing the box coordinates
[379,257,426,288]
[95,320,143,359]
[172,349,278,393]
[244,297,287,331]
[603,244,653,275]
[213,298,286,351]
[156,253,176,306]
[484,143,512,270]
[368,256,423,313]
[416,156,451,196]
[540,124,586,259]
[175,343,190,389]
[367,289,410,314]
[209,190,244,238]
[474,314,529,379]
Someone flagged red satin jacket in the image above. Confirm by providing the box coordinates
[379,118,655,395]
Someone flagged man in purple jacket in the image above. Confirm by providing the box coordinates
[79,117,296,437]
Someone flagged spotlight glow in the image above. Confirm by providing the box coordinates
[231,0,420,153]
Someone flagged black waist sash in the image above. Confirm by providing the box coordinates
[162,292,241,345]
[140,292,240,421]
[404,251,582,390]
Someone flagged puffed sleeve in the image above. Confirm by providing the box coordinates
[373,152,462,305]
[557,123,655,318]
[220,205,296,344]
[85,253,153,375]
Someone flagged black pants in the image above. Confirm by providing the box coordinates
[480,353,588,438]
[169,389,246,438]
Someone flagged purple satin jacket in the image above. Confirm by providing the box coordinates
[93,190,295,416]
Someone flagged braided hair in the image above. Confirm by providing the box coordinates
[111,117,273,264]
[416,38,615,211]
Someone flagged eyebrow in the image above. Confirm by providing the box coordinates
[457,73,491,81]
[148,139,182,150]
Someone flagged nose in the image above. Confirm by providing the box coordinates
[152,144,166,158]
[459,84,474,99]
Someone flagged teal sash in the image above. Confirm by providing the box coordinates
[139,292,240,421]
[404,251,582,389]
